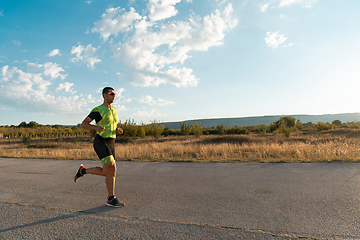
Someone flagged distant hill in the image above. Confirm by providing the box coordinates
[163,113,360,129]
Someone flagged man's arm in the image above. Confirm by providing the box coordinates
[81,117,105,132]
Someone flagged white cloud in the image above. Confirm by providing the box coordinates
[265,31,287,48]
[70,44,101,70]
[13,41,21,46]
[70,45,84,60]
[122,98,132,103]
[138,95,173,105]
[92,7,142,42]
[116,104,127,112]
[0,66,51,100]
[48,49,61,57]
[116,87,125,97]
[25,61,67,80]
[147,0,181,22]
[27,62,43,72]
[0,65,48,106]
[0,65,96,116]
[283,42,295,47]
[93,1,237,87]
[56,82,76,93]
[43,62,67,80]
[86,1,92,4]
[260,3,269,12]
[112,87,128,108]
[279,0,318,8]
[133,109,165,118]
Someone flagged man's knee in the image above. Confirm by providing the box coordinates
[104,161,116,174]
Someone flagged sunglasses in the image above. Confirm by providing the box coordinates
[106,92,116,96]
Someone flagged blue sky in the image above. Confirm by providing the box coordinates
[0,0,359,126]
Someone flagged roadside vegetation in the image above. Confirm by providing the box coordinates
[1,117,360,162]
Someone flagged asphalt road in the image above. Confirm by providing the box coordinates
[0,158,359,239]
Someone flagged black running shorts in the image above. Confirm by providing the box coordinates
[93,134,115,165]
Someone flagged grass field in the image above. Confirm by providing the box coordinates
[1,129,360,163]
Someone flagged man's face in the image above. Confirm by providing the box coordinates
[104,90,115,103]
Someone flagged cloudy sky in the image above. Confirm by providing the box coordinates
[0,0,359,126]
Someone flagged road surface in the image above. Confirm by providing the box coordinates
[1,158,359,239]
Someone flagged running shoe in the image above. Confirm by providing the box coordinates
[106,197,125,208]
[74,164,84,182]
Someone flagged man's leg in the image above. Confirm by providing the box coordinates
[104,160,116,197]
[85,166,105,176]
[82,158,116,197]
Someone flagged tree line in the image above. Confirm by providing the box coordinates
[116,117,360,138]
[1,117,359,141]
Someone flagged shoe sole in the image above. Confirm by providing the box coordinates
[106,202,125,208]
[74,164,84,182]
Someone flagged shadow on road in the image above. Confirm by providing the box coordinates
[0,205,117,233]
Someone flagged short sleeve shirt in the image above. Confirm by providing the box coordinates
[87,105,118,138]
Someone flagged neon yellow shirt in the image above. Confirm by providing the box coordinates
[87,105,118,138]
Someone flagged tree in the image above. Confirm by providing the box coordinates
[192,122,203,137]
[137,127,146,138]
[270,116,298,137]
[296,119,303,130]
[148,120,165,139]
[332,120,342,126]
[180,122,194,135]
[22,134,31,144]
[119,119,138,137]
[18,121,27,128]
[27,121,39,128]
[216,124,225,135]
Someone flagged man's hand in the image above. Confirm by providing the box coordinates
[117,128,123,135]
[96,126,105,132]
[81,117,105,132]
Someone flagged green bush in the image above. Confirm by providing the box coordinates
[234,127,250,135]
[316,122,333,131]
[148,120,165,139]
[216,124,225,135]
[342,121,360,129]
[167,129,181,135]
[22,135,32,144]
[137,127,146,138]
[163,127,170,137]
[332,120,342,126]
[180,122,193,135]
[295,119,303,130]
[192,122,203,137]
[270,116,298,137]
[119,119,138,137]
[254,124,267,134]
[224,126,236,135]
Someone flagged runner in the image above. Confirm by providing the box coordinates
[74,87,124,208]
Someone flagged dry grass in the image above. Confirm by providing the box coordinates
[1,130,360,162]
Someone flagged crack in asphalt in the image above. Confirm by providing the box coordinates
[1,200,351,240]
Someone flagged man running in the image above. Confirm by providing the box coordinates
[74,87,124,208]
